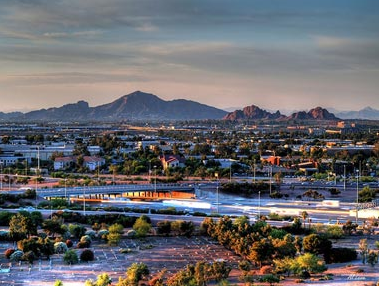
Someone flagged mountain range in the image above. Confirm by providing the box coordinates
[222,105,338,121]
[0,91,377,121]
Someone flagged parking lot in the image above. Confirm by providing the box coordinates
[0,236,241,285]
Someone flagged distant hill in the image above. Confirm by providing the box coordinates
[223,105,339,121]
[16,91,228,121]
[287,107,339,120]
[335,107,379,120]
[223,105,283,120]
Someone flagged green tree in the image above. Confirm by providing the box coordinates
[54,280,64,286]
[303,234,332,256]
[133,217,151,237]
[359,238,369,264]
[301,211,308,229]
[42,219,65,237]
[295,253,327,274]
[117,262,149,286]
[367,251,378,267]
[9,213,33,241]
[107,223,123,246]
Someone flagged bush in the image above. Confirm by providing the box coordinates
[84,230,96,239]
[126,230,136,238]
[10,250,24,262]
[22,251,35,264]
[66,239,73,248]
[98,230,109,240]
[77,241,90,248]
[63,250,78,265]
[54,242,68,254]
[80,249,94,262]
[5,248,15,259]
[260,265,273,275]
[328,248,357,264]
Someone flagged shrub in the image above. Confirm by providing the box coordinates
[80,235,92,243]
[66,239,73,248]
[80,249,94,262]
[84,230,96,239]
[77,241,90,249]
[5,248,15,259]
[63,250,78,265]
[328,248,357,263]
[98,229,109,240]
[22,251,35,264]
[260,265,273,275]
[10,250,24,262]
[54,242,68,254]
[126,229,136,238]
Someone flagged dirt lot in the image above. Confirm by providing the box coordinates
[0,236,242,286]
[0,235,379,286]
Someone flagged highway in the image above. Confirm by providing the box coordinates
[8,179,377,226]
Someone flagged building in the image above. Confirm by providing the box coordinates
[160,154,186,170]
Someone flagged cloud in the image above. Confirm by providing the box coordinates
[314,36,379,70]
[1,71,148,85]
[43,30,103,38]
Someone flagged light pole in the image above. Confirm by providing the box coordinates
[258,191,261,220]
[215,172,219,213]
[356,169,359,224]
[229,161,232,183]
[269,166,272,195]
[64,178,67,204]
[0,162,3,191]
[83,186,86,216]
[343,164,346,192]
[154,166,157,195]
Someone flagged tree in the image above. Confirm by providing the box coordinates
[42,219,65,237]
[117,262,149,286]
[9,213,33,241]
[133,217,151,237]
[326,225,344,239]
[157,220,171,236]
[54,280,64,286]
[367,251,378,267]
[301,211,308,229]
[107,223,124,246]
[359,238,368,264]
[303,234,332,256]
[247,238,274,267]
[295,253,327,274]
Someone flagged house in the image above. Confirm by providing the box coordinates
[54,156,75,170]
[83,156,105,171]
[160,154,186,170]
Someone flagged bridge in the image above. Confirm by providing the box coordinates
[36,183,195,201]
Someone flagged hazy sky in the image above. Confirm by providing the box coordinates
[1,0,378,112]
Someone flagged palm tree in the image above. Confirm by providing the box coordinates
[301,211,309,229]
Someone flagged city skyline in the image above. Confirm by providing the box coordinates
[0,0,378,112]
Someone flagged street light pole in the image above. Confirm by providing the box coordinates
[258,191,261,220]
[269,166,272,195]
[0,162,2,191]
[154,166,157,195]
[215,172,219,213]
[356,170,359,224]
[83,186,86,216]
[343,164,346,191]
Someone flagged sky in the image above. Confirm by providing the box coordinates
[0,0,378,113]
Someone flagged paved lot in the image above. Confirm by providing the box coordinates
[0,236,241,286]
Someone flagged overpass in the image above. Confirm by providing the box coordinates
[36,183,195,201]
